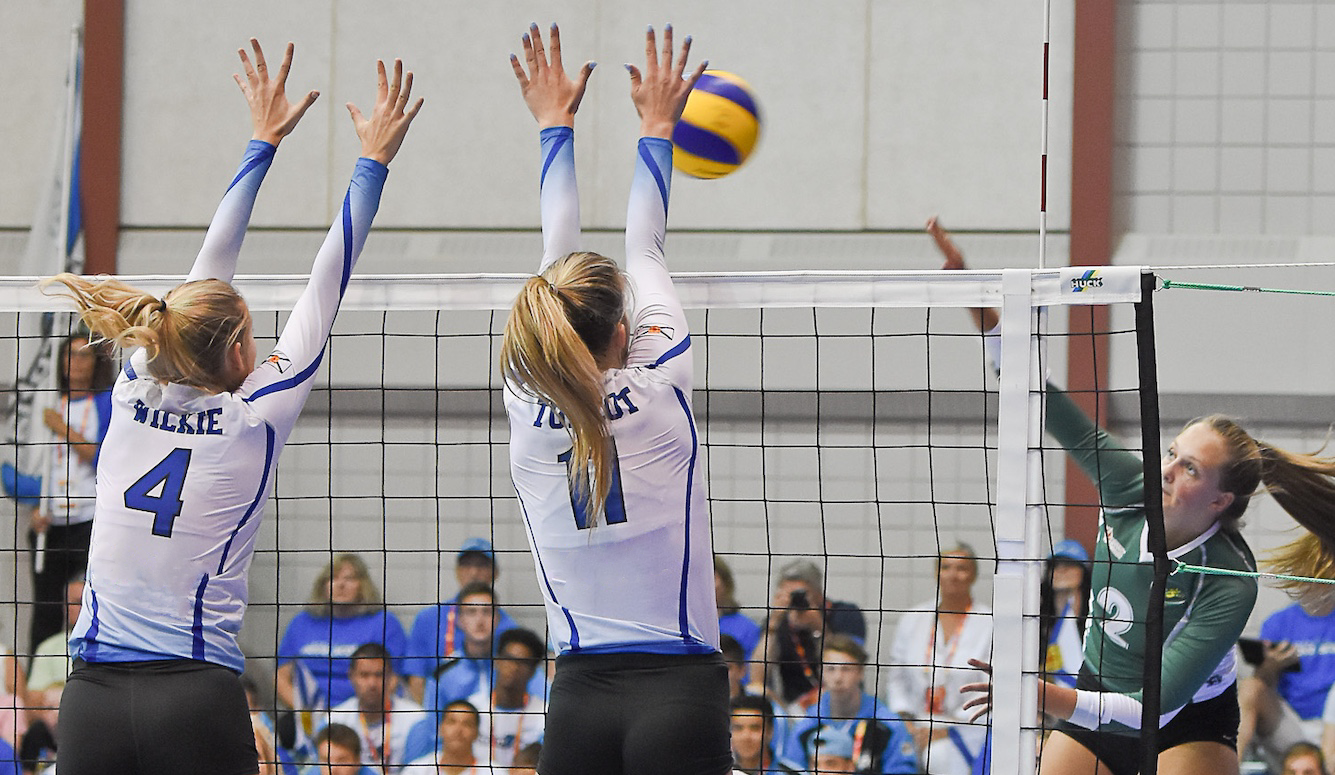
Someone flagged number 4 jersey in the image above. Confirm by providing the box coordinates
[68,150,389,673]
[71,370,283,669]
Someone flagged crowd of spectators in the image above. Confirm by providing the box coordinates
[12,531,1335,775]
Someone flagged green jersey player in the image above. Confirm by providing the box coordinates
[932,217,1335,775]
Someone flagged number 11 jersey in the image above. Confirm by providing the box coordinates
[505,132,718,657]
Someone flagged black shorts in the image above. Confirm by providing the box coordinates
[58,659,258,775]
[1051,672,1240,775]
[539,651,732,775]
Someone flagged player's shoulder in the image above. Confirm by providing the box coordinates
[1205,528,1257,574]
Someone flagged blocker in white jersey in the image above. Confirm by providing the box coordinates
[48,42,422,775]
[500,23,731,775]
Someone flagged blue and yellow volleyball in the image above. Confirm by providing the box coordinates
[672,71,761,180]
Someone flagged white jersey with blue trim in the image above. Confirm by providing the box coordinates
[69,141,389,672]
[505,128,718,656]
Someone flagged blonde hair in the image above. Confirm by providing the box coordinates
[306,553,382,617]
[1189,415,1335,608]
[500,252,626,524]
[40,274,249,391]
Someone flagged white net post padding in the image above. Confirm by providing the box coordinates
[992,270,1044,775]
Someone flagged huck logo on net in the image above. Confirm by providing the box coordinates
[1070,270,1103,292]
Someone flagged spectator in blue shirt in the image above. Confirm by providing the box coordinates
[276,554,407,711]
[1238,601,1335,771]
[405,538,519,704]
[781,634,917,774]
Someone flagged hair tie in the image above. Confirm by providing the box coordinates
[541,276,567,305]
[155,298,169,315]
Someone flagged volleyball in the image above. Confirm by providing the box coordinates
[672,70,761,179]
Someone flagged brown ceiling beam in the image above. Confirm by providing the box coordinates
[1065,0,1117,551]
[81,0,125,275]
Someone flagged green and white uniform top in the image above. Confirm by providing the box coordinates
[1047,386,1257,734]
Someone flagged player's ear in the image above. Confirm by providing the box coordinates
[223,341,247,390]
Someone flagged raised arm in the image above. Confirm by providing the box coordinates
[927,217,998,333]
[622,26,705,371]
[931,216,1143,506]
[242,58,422,433]
[188,40,319,284]
[512,23,594,270]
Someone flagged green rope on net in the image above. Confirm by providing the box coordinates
[1173,559,1335,585]
[1160,279,1335,298]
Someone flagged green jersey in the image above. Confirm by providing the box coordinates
[1047,387,1257,732]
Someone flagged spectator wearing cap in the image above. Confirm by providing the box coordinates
[751,559,867,705]
[807,725,857,775]
[1040,539,1091,689]
[780,635,917,775]
[405,539,520,704]
[886,544,991,775]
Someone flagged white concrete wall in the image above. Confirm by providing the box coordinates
[1114,1,1335,236]
[5,1,1071,240]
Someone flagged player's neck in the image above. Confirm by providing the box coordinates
[1165,518,1214,552]
[464,639,490,659]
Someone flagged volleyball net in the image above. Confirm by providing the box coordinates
[0,267,1158,773]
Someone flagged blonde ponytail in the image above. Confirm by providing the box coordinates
[500,252,626,524]
[41,274,250,391]
[1253,442,1335,608]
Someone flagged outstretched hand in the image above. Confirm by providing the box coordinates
[234,39,319,146]
[960,658,993,722]
[511,23,595,129]
[928,216,999,332]
[347,59,424,166]
[626,25,706,140]
[927,216,966,272]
